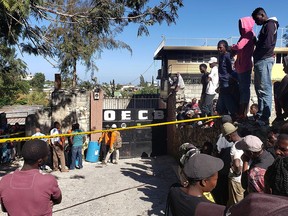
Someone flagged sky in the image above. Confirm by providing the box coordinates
[20,0,288,85]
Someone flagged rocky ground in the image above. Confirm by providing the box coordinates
[0,156,178,216]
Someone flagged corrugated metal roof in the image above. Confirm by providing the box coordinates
[7,118,26,125]
[0,105,43,126]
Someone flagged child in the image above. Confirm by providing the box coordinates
[248,103,259,120]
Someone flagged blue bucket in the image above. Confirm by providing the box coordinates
[86,141,100,163]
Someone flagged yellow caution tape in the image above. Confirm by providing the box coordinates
[0,116,221,143]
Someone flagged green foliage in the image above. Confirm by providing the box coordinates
[30,72,45,91]
[139,75,147,87]
[135,85,158,94]
[0,44,29,107]
[16,91,49,106]
[0,0,184,91]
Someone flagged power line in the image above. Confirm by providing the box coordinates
[125,61,156,85]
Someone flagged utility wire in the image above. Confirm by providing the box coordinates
[125,61,156,85]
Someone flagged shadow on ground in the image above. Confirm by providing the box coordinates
[0,162,21,177]
[121,156,178,215]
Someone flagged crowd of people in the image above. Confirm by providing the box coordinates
[166,114,288,215]
[0,121,123,215]
[175,7,286,128]
[1,6,288,216]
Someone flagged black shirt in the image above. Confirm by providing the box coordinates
[166,186,210,216]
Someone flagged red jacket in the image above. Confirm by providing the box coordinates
[231,17,255,73]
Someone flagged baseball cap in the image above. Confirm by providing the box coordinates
[111,124,117,129]
[222,122,237,136]
[208,57,218,64]
[235,135,263,152]
[183,154,224,180]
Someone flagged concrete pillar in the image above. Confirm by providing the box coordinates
[90,89,104,141]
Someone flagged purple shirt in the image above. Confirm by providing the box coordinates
[0,169,61,216]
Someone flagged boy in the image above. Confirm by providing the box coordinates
[0,139,62,216]
[165,154,223,216]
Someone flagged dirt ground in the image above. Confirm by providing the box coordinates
[0,156,178,216]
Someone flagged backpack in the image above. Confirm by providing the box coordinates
[113,131,122,148]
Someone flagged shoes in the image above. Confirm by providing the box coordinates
[53,169,59,172]
[101,161,107,165]
[113,161,118,164]
[61,169,69,172]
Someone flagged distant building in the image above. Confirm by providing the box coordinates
[22,73,34,81]
[154,36,288,100]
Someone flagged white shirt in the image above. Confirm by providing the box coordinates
[216,134,234,153]
[177,74,185,89]
[32,132,48,142]
[229,141,244,182]
[206,66,219,95]
[50,128,60,144]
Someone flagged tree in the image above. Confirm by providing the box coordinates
[139,75,146,87]
[0,44,29,106]
[30,72,45,91]
[1,0,184,88]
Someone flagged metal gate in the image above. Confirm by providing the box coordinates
[102,95,167,158]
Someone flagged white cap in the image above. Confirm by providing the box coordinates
[111,124,117,129]
[208,57,218,64]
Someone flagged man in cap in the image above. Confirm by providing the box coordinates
[165,154,223,216]
[213,115,234,205]
[222,122,245,206]
[201,57,219,116]
[236,135,274,193]
[0,139,62,215]
[103,124,121,165]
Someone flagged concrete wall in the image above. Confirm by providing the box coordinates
[26,89,91,136]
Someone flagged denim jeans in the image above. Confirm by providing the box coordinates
[254,57,274,121]
[238,70,251,104]
[70,146,83,169]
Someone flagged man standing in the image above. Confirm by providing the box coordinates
[32,128,49,170]
[50,122,69,172]
[32,127,47,142]
[236,135,274,194]
[0,139,62,215]
[222,123,245,206]
[98,124,111,162]
[103,124,121,165]
[199,63,209,113]
[202,57,219,116]
[252,7,279,126]
[69,123,86,170]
